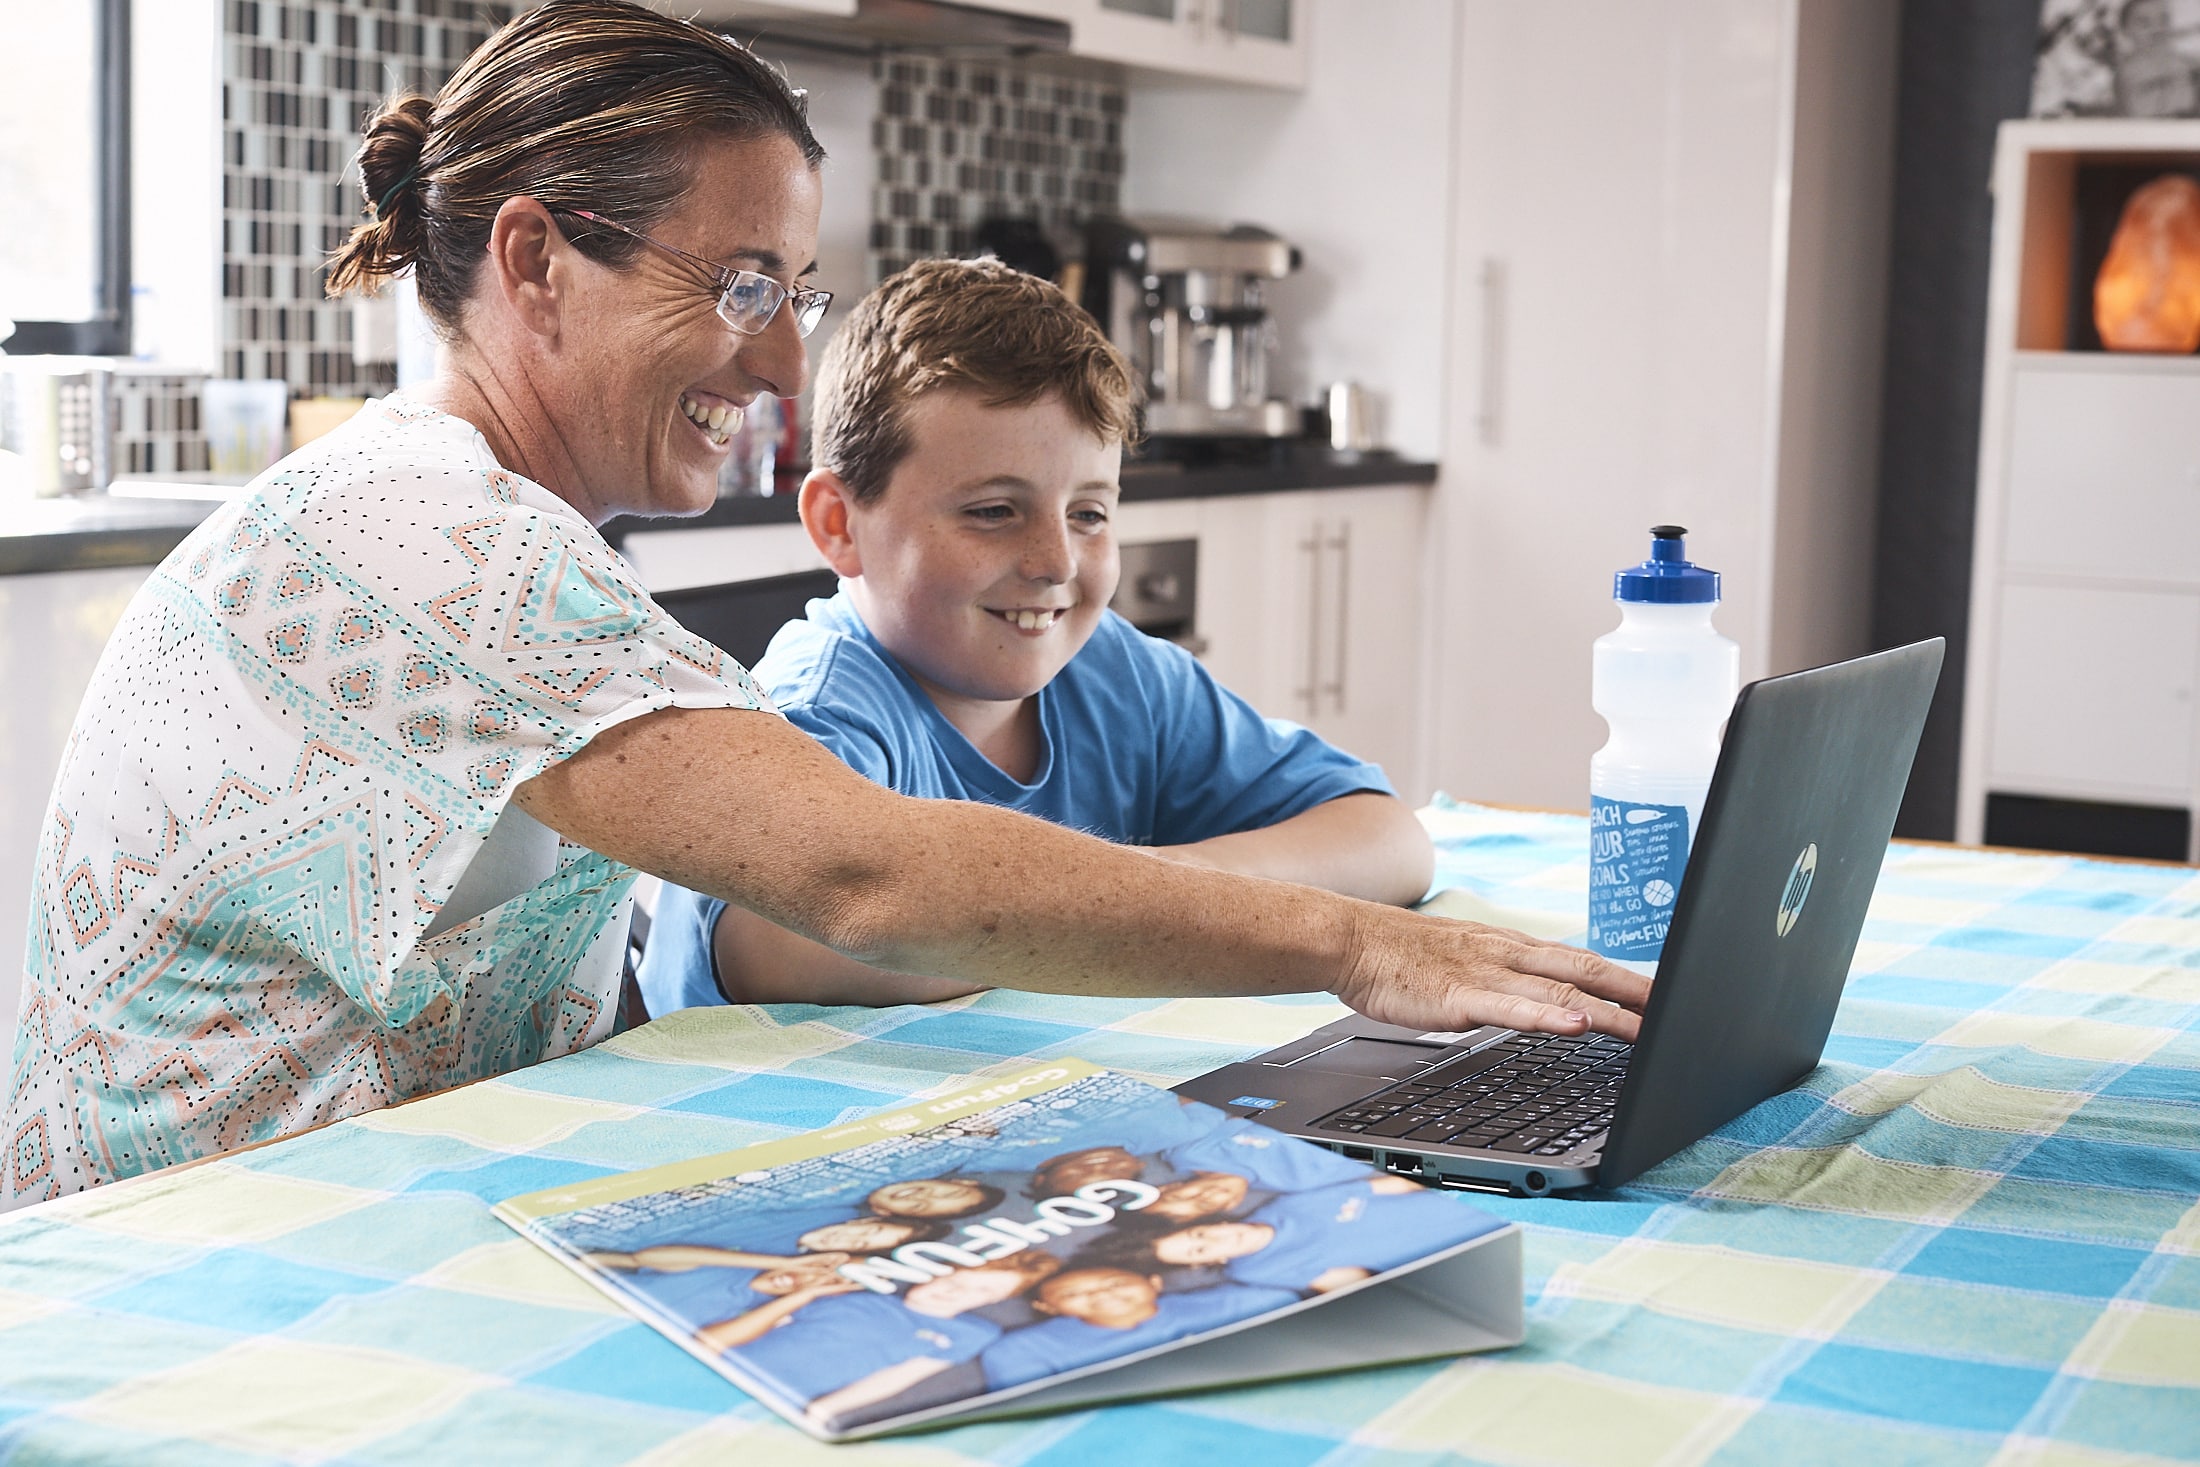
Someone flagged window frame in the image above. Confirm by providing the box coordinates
[2,0,131,357]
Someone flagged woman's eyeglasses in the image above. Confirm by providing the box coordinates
[552,207,832,339]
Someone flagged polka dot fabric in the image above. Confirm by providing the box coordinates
[4,395,770,1206]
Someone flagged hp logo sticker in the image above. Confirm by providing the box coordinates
[1776,843,1818,938]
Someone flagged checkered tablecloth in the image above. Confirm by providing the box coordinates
[3,801,2197,1464]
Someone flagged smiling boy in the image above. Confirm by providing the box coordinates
[637,256,1435,1012]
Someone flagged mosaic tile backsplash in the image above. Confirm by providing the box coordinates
[221,0,510,394]
[116,8,1126,482]
[867,54,1124,286]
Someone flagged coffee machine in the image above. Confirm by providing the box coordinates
[1082,216,1300,440]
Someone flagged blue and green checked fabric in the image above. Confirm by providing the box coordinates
[1,801,2195,1463]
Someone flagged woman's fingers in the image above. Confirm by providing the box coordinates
[1337,908,1651,1041]
[1503,937,1652,1012]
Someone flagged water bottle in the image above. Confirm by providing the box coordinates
[1588,525,1739,969]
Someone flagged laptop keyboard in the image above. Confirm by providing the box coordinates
[1314,1031,1633,1157]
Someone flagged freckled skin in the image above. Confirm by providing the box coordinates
[426,132,822,526]
[827,390,1121,780]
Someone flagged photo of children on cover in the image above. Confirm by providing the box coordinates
[529,1069,1503,1433]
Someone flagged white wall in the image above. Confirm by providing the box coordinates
[1121,0,1460,459]
[770,50,875,374]
[1767,0,1898,677]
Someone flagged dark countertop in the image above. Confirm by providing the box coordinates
[601,448,1437,541]
[3,451,1438,575]
[0,494,221,577]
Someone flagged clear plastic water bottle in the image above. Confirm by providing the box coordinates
[1588,525,1739,969]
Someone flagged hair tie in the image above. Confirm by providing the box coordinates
[375,165,421,217]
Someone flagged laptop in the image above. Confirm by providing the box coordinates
[1175,638,1945,1196]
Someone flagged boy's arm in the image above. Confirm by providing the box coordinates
[1155,791,1434,907]
[714,902,988,1006]
[711,790,1431,999]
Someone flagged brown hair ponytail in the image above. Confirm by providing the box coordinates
[323,0,824,330]
[325,93,434,298]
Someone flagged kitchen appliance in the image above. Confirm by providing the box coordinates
[1111,537,1202,652]
[1083,216,1300,440]
[0,356,115,495]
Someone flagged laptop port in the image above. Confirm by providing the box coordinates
[1340,1145,1373,1161]
[1384,1152,1423,1176]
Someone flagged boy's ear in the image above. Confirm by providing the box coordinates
[798,467,865,579]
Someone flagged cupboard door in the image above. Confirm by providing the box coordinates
[1989,581,2200,802]
[1299,486,1428,798]
[1064,0,1303,88]
[2004,363,2200,585]
[1182,492,1284,711]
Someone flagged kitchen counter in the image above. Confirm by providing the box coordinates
[0,494,222,577]
[1,450,1437,574]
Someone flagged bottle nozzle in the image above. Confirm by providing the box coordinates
[1615,525,1718,603]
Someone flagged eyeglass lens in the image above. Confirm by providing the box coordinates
[717,275,830,339]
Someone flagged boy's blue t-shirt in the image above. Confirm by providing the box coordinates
[637,592,1392,1014]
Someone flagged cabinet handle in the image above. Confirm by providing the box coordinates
[1322,521,1349,713]
[1296,529,1321,717]
[1477,257,1506,448]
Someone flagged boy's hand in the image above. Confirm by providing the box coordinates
[1332,906,1649,1042]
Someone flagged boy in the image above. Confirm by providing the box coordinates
[637,257,1434,1013]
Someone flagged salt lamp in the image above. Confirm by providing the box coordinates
[2094,174,2200,353]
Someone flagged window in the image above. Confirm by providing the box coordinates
[1,0,129,355]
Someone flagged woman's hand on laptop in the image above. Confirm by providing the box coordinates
[1331,907,1650,1042]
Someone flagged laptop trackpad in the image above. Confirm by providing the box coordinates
[1287,1037,1449,1084]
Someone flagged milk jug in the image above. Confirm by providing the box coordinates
[1588,526,1739,968]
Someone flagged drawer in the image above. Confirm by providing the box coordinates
[1989,581,2199,799]
[2004,364,2200,584]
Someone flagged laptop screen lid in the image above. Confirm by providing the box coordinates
[1596,638,1944,1188]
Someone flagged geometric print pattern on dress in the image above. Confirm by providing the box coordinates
[3,394,771,1207]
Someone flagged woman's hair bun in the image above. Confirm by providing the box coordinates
[322,2,825,326]
[326,92,434,296]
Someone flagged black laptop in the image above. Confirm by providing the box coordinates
[1176,639,1945,1196]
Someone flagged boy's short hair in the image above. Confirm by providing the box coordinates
[810,256,1137,504]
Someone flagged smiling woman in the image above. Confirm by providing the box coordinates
[2,0,1648,1211]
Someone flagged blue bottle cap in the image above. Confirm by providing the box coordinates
[1614,525,1720,604]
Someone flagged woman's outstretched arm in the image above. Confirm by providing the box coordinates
[515,707,1647,1038]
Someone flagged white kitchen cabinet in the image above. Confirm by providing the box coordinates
[693,0,857,17]
[1116,483,1430,799]
[618,521,829,594]
[1956,119,2200,859]
[1060,0,1305,91]
[2002,358,2200,585]
[1988,582,2199,805]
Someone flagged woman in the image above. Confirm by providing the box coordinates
[2,0,1644,1209]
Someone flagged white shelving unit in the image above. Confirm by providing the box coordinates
[1957,119,2200,860]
